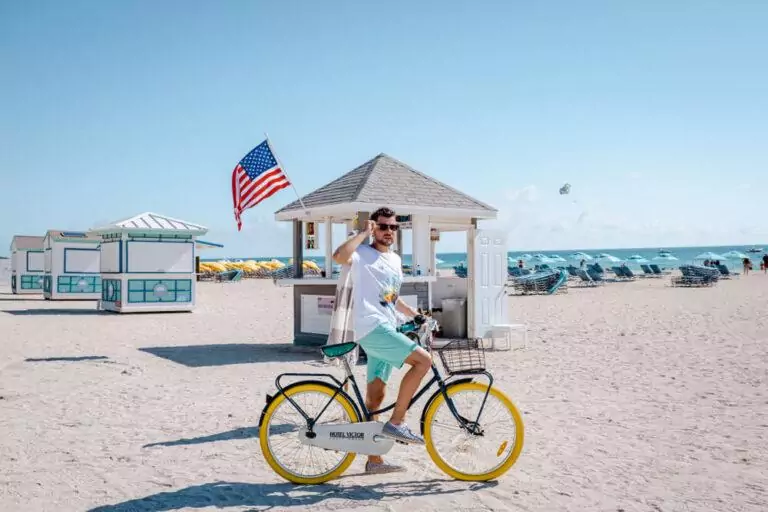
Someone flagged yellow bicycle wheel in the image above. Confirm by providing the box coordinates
[259,382,360,484]
[423,381,524,481]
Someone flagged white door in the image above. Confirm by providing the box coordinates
[471,229,508,339]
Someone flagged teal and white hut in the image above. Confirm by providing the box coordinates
[43,230,101,300]
[10,235,45,294]
[89,212,208,313]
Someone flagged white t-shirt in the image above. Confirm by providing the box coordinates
[350,244,403,340]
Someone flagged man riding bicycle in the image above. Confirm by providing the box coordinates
[332,207,432,474]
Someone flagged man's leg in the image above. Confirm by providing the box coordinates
[388,347,431,425]
[358,324,431,445]
[363,361,404,473]
[365,377,386,466]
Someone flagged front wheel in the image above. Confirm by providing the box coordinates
[423,382,524,481]
[259,382,360,484]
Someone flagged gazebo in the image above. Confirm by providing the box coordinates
[274,153,508,346]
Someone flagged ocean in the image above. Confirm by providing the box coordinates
[204,244,766,270]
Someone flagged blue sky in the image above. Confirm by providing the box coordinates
[2,0,767,258]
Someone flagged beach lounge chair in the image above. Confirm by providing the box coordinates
[689,264,719,285]
[672,265,719,287]
[716,264,739,278]
[453,264,468,278]
[573,268,598,287]
[588,262,605,275]
[216,269,243,282]
[270,266,297,282]
[547,269,568,294]
[586,268,604,283]
[611,266,630,280]
[640,264,659,278]
[508,269,568,295]
[649,264,664,276]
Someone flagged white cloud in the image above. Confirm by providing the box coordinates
[505,185,539,204]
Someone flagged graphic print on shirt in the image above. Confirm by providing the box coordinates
[378,274,401,310]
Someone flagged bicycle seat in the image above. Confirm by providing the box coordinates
[321,342,358,358]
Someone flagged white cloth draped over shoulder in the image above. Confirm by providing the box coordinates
[323,263,359,367]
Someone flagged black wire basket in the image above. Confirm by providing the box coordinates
[436,338,487,375]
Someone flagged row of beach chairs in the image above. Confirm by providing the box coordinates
[455,260,737,292]
[671,264,721,287]
[453,264,569,295]
[506,268,569,295]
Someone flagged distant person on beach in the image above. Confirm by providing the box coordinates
[518,259,524,269]
[763,254,768,274]
[332,206,431,474]
[743,257,751,275]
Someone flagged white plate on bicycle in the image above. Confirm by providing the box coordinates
[299,421,395,456]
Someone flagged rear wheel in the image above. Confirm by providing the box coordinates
[259,383,360,484]
[423,382,524,481]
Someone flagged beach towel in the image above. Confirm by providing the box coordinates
[324,263,359,367]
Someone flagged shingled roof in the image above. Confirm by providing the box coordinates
[275,153,496,215]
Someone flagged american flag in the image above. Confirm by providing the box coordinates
[231,140,290,230]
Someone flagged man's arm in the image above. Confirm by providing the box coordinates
[332,220,374,264]
[395,297,419,318]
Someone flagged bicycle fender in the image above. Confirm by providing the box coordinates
[258,380,363,428]
[419,378,474,435]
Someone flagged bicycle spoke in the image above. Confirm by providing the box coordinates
[265,389,354,479]
[428,387,520,476]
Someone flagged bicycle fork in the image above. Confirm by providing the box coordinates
[441,370,494,436]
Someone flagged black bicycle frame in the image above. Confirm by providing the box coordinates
[273,360,494,436]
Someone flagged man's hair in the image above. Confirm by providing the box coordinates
[370,207,395,222]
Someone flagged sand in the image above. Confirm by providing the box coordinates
[1,274,767,511]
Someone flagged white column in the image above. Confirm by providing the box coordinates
[429,237,437,276]
[411,215,430,276]
[428,236,437,309]
[324,217,333,278]
[466,223,476,340]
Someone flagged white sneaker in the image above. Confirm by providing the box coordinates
[381,421,425,445]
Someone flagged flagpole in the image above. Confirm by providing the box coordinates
[264,132,308,213]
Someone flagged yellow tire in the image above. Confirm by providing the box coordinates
[259,382,360,484]
[423,382,524,481]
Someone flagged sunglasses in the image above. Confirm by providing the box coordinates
[376,223,399,232]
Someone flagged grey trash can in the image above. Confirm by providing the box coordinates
[441,298,467,338]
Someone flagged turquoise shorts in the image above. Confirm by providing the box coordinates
[357,323,419,384]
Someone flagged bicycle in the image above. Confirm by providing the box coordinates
[258,317,525,484]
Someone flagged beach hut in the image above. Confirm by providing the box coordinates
[0,257,9,287]
[9,236,45,294]
[42,230,101,300]
[88,212,208,313]
[273,153,508,346]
